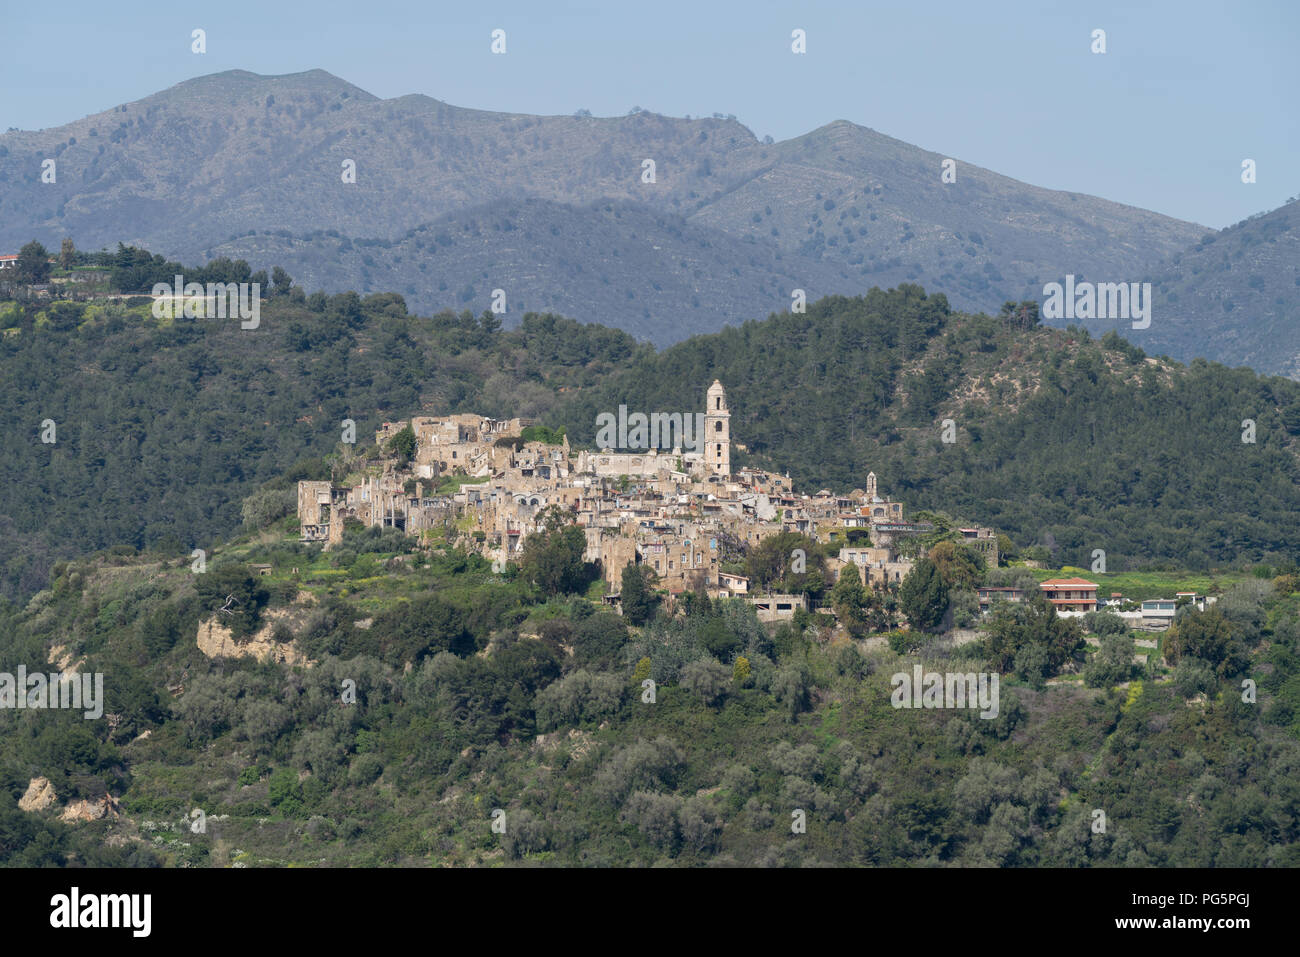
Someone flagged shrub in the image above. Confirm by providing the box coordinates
[1083,611,1128,636]
[621,791,682,850]
[534,669,623,731]
[733,655,752,683]
[679,658,730,707]
[1083,632,1136,688]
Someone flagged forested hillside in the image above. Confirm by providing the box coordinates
[558,288,1300,570]
[3,282,1300,601]
[1,517,1297,867]
[0,288,643,599]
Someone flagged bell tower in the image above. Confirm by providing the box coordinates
[705,380,730,477]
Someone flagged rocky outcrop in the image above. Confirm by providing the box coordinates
[19,777,127,826]
[196,608,312,667]
[46,643,85,676]
[18,776,57,812]
[60,794,121,823]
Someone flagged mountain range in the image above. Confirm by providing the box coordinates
[1,68,1295,373]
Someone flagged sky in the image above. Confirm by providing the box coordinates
[4,0,1295,229]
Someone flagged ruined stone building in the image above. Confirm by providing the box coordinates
[295,378,983,617]
[576,380,732,481]
[375,413,530,479]
[297,471,456,545]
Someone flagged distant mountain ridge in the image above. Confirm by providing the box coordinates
[0,69,1212,345]
[198,197,860,345]
[1097,199,1300,379]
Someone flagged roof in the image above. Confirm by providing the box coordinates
[1040,578,1098,588]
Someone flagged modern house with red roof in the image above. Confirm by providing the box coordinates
[1039,577,1099,615]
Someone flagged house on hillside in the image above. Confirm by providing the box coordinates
[746,593,807,623]
[1139,598,1178,629]
[719,571,749,595]
[977,586,1026,613]
[1040,578,1099,616]
[1134,593,1217,630]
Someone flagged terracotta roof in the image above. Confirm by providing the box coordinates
[1041,578,1098,588]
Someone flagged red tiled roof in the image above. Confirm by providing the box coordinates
[1041,578,1098,588]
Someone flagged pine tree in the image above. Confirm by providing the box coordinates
[16,240,50,284]
[900,558,948,633]
[621,561,652,625]
[831,563,868,635]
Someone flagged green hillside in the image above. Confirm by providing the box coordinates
[558,288,1300,570]
[3,281,1300,601]
[1,517,1297,867]
[0,288,641,599]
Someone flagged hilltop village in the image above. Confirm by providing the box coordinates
[298,381,999,618]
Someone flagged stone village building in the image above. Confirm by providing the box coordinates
[297,380,996,617]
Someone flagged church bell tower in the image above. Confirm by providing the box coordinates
[705,380,731,478]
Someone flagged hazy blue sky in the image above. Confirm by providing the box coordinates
[5,0,1295,228]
